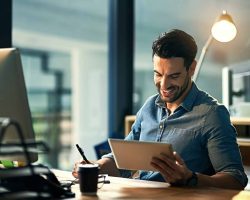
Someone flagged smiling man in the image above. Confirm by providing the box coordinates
[73,29,248,189]
[153,56,195,113]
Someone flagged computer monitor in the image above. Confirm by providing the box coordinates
[0,48,38,162]
[222,64,250,112]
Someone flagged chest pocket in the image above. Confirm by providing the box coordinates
[161,128,201,156]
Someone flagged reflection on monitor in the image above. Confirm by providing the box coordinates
[0,48,38,162]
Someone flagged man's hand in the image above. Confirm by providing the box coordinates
[72,160,87,178]
[72,158,120,178]
[151,151,192,185]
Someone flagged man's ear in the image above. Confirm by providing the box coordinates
[189,60,197,77]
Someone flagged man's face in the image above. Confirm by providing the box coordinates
[153,55,194,104]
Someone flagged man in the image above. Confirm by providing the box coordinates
[73,29,248,189]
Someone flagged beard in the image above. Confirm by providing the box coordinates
[156,75,190,103]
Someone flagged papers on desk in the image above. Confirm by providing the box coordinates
[51,169,75,181]
[110,176,170,188]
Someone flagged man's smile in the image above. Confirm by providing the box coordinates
[161,87,176,97]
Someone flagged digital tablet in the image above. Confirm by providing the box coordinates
[108,139,173,171]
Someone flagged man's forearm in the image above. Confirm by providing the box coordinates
[197,172,244,190]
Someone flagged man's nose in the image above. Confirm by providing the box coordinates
[160,76,170,90]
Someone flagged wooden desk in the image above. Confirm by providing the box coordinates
[53,169,250,200]
[231,117,250,126]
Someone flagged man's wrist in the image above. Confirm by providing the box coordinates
[170,171,193,186]
[185,172,198,186]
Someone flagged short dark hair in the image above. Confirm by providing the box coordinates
[152,29,197,69]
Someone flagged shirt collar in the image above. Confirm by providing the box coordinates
[155,82,199,111]
[155,95,166,108]
[181,82,199,111]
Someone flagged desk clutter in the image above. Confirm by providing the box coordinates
[0,118,75,199]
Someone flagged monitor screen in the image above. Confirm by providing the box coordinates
[0,48,38,162]
[222,64,250,116]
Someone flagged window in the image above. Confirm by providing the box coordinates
[13,0,108,170]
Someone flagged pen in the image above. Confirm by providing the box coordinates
[76,144,92,164]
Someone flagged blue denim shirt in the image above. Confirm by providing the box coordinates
[103,83,248,187]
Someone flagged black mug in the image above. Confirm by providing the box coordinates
[78,163,99,195]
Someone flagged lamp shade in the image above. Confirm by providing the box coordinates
[211,10,237,42]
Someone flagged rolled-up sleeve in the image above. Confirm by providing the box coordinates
[204,105,248,187]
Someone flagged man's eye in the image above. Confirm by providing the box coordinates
[171,75,179,79]
[154,73,162,77]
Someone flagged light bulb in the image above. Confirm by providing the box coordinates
[211,11,237,43]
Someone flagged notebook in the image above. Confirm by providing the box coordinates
[108,139,173,171]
